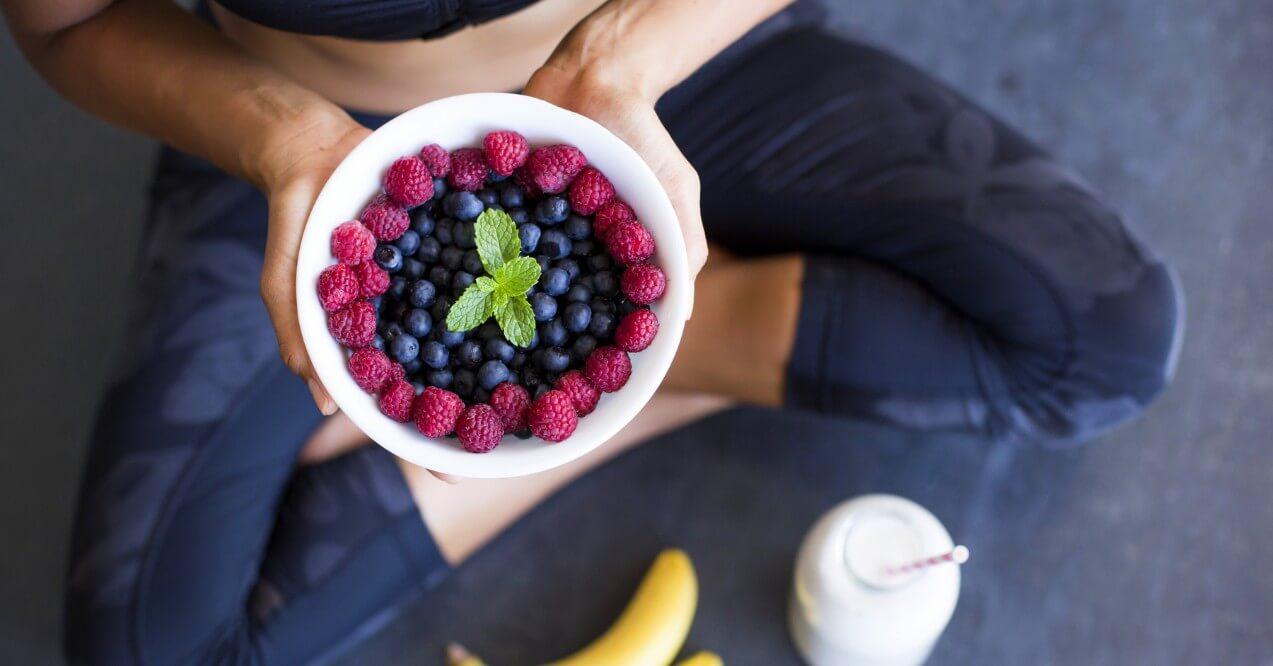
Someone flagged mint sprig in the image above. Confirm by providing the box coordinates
[446,209,541,347]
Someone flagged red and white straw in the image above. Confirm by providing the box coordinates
[884,545,969,577]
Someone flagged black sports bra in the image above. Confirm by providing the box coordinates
[211,0,541,41]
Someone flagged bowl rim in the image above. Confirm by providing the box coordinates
[296,92,690,478]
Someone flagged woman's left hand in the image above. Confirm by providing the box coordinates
[523,64,707,289]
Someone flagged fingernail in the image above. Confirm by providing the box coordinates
[308,379,337,415]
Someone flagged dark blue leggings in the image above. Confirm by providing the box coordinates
[63,12,1180,665]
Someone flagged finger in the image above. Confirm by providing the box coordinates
[429,470,461,484]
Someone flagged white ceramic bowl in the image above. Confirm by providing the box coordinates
[297,93,690,478]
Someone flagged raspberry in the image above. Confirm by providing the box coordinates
[413,387,465,438]
[418,143,451,177]
[620,263,666,305]
[455,404,504,453]
[489,382,530,432]
[568,167,615,215]
[513,165,544,199]
[348,347,394,393]
[528,390,579,442]
[382,156,433,208]
[360,195,410,241]
[605,219,655,265]
[378,379,415,422]
[317,264,360,312]
[554,370,600,416]
[327,300,376,348]
[614,309,659,353]
[526,145,586,194]
[351,260,389,298]
[387,361,406,384]
[593,200,635,238]
[448,148,487,192]
[585,346,632,392]
[330,220,376,265]
[483,130,529,176]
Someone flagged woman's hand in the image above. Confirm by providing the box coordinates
[255,110,371,414]
[523,64,708,286]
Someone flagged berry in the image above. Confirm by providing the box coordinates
[348,348,394,393]
[477,359,511,391]
[451,271,475,297]
[328,300,377,348]
[530,292,558,322]
[410,208,435,236]
[477,188,499,207]
[526,145,586,194]
[418,144,451,177]
[456,340,484,368]
[444,191,484,220]
[555,370,600,416]
[361,196,410,241]
[402,308,433,338]
[432,177,447,200]
[585,346,631,392]
[588,253,613,272]
[455,404,504,453]
[540,267,570,296]
[378,379,415,422]
[416,236,441,263]
[402,258,426,280]
[388,333,420,364]
[592,270,618,296]
[407,280,437,308]
[373,244,404,272]
[605,220,655,265]
[566,284,592,303]
[563,302,592,333]
[568,166,615,214]
[540,346,571,373]
[528,390,578,442]
[414,387,465,437]
[533,196,570,225]
[615,308,659,352]
[588,311,616,338]
[462,250,484,275]
[440,246,463,270]
[519,223,541,253]
[489,383,531,432]
[387,361,407,384]
[571,334,598,362]
[484,338,515,364]
[564,215,592,241]
[448,148,487,191]
[571,239,596,257]
[317,264,360,312]
[593,200,635,238]
[539,230,572,259]
[483,130,530,176]
[554,258,581,281]
[422,340,450,369]
[425,368,453,389]
[453,221,477,249]
[539,318,568,347]
[620,263,667,305]
[452,368,477,398]
[331,221,376,265]
[513,165,544,199]
[498,182,526,209]
[351,260,390,298]
[383,156,433,207]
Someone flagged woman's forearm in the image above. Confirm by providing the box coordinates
[4,0,354,189]
[544,0,795,100]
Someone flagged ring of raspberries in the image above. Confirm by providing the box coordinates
[318,130,666,453]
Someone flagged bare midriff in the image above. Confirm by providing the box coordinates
[209,0,606,115]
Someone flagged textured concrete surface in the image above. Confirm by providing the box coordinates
[1,1,1270,664]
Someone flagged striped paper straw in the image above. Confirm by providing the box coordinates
[884,545,970,577]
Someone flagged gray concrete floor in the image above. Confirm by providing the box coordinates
[2,1,1270,663]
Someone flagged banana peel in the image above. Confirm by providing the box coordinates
[674,651,723,666]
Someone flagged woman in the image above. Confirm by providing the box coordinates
[4,0,1180,662]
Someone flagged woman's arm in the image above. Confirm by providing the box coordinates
[525,0,794,282]
[3,0,365,412]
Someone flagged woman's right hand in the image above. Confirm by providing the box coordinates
[254,109,371,415]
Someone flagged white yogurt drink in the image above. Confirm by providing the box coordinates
[788,494,962,665]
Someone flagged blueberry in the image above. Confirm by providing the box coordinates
[403,308,433,338]
[453,369,477,398]
[578,274,596,290]
[416,236,441,263]
[532,383,552,401]
[477,360,510,391]
[456,340,484,368]
[535,255,552,273]
[566,284,592,304]
[510,351,527,369]
[522,365,544,388]
[615,298,639,318]
[539,317,568,347]
[509,208,530,225]
[428,266,452,289]
[432,177,447,200]
[370,295,384,310]
[477,188,499,207]
[564,215,592,240]
[451,271,475,297]
[422,341,450,369]
[434,320,465,347]
[519,223,541,254]
[410,380,426,394]
[403,359,423,376]
[540,268,570,296]
[425,368,453,389]
[593,270,618,295]
[462,250,484,275]
[473,387,492,404]
[539,230,572,260]
[589,311,616,338]
[444,191,484,221]
[370,334,386,351]
[563,302,592,333]
[540,347,571,373]
[487,168,508,182]
[571,240,597,258]
[530,293,558,322]
[429,295,452,322]
[534,196,570,225]
[388,333,420,363]
[514,429,533,439]
[388,300,409,321]
[589,298,613,315]
[484,338,515,363]
[554,258,581,282]
[440,246,463,270]
[410,208,435,236]
[407,280,437,308]
[388,276,408,300]
[394,229,421,255]
[382,321,405,340]
[374,245,403,272]
[477,322,503,341]
[518,328,540,350]
[402,258,426,280]
[571,334,597,362]
[498,182,525,209]
[434,220,455,245]
[588,254,613,272]
[454,221,477,249]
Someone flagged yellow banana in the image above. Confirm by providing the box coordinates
[550,549,699,666]
[445,642,487,666]
[675,651,723,666]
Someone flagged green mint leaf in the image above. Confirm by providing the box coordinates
[445,283,495,332]
[475,208,521,272]
[475,276,499,293]
[493,256,541,297]
[495,295,536,348]
[492,289,510,310]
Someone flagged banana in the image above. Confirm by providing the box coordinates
[445,642,487,666]
[674,651,723,666]
[550,549,699,666]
